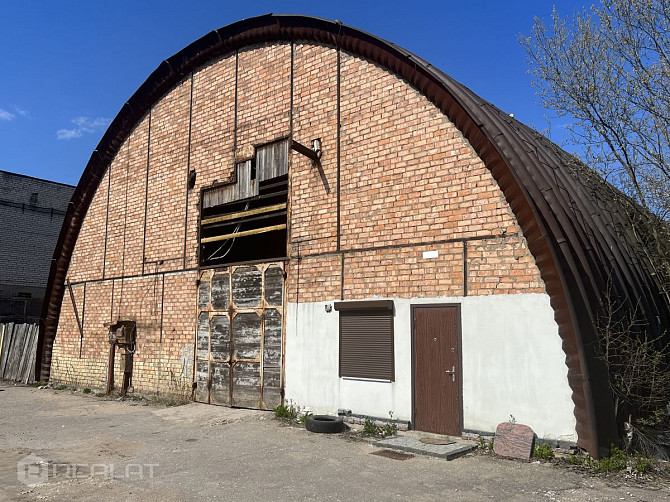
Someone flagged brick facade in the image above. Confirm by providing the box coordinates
[51,43,545,395]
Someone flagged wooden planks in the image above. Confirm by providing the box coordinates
[200,223,287,244]
[201,139,289,209]
[0,323,39,384]
[200,203,287,226]
[202,160,258,208]
[258,140,289,181]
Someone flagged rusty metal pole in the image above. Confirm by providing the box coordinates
[106,341,115,396]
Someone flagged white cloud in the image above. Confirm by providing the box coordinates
[0,108,15,121]
[56,116,110,140]
[57,128,83,140]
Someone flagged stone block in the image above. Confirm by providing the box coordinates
[493,422,535,461]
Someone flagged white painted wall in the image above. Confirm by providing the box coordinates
[284,294,577,443]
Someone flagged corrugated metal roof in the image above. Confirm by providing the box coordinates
[37,14,670,458]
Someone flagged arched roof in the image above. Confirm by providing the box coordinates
[37,14,670,458]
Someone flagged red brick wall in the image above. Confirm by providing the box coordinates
[68,169,108,283]
[344,243,464,299]
[144,78,191,272]
[236,43,291,153]
[467,235,544,295]
[123,115,150,277]
[159,272,197,395]
[53,42,545,394]
[104,143,129,278]
[339,53,517,250]
[186,55,237,268]
[287,255,342,304]
[110,275,161,392]
[80,281,113,389]
[290,44,339,256]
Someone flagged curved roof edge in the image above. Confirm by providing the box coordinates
[37,14,670,458]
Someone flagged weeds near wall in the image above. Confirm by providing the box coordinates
[363,417,378,435]
[477,435,495,452]
[533,443,555,460]
[49,358,76,390]
[274,400,299,422]
[167,366,192,400]
[569,445,657,475]
[273,401,317,425]
[361,412,398,438]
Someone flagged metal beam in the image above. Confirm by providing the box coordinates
[291,140,320,163]
[66,280,84,347]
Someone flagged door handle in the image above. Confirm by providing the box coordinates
[445,365,456,382]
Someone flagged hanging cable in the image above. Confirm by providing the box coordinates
[206,201,250,261]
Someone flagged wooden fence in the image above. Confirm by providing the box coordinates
[0,323,39,384]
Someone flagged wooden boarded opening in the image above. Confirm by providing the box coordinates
[199,140,289,267]
[195,263,284,409]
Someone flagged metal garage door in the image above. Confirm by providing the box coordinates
[195,263,284,409]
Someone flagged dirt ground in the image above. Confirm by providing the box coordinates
[0,382,668,501]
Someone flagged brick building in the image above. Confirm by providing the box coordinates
[0,171,74,323]
[37,16,669,458]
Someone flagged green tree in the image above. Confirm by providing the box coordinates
[521,0,670,219]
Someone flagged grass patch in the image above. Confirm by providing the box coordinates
[568,454,582,465]
[114,392,190,407]
[634,456,653,473]
[146,394,190,406]
[533,443,555,460]
[595,446,627,472]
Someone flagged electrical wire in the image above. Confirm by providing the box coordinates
[206,201,250,261]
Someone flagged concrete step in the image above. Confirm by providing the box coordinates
[374,434,476,461]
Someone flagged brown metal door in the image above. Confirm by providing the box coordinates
[413,305,461,435]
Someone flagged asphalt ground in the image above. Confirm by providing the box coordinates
[0,382,668,501]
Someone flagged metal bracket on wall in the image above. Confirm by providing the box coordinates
[291,139,321,163]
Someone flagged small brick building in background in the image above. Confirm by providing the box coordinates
[36,16,669,458]
[0,171,74,323]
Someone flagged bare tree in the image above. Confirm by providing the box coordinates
[521,0,670,219]
[597,276,670,456]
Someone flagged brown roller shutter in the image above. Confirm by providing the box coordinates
[339,310,394,381]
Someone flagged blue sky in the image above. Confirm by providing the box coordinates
[0,1,587,186]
